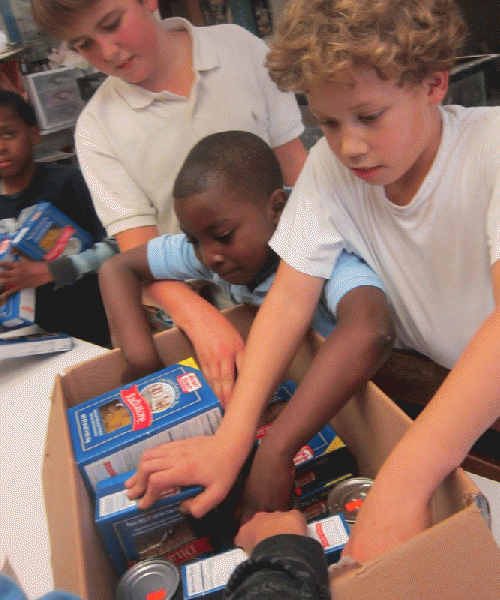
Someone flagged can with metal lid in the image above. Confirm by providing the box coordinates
[115,558,181,600]
[327,477,374,524]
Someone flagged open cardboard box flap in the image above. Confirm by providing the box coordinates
[43,305,500,599]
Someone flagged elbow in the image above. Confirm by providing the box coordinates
[357,318,396,368]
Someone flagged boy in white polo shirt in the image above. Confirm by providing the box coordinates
[31,0,307,401]
[125,0,500,565]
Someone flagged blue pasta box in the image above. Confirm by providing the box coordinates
[0,237,35,329]
[95,471,227,576]
[292,424,358,497]
[181,513,350,599]
[11,202,93,261]
[0,331,73,358]
[182,548,247,600]
[307,513,350,564]
[67,358,223,492]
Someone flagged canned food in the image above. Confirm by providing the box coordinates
[327,477,373,524]
[115,558,181,600]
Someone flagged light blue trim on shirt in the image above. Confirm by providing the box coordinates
[147,234,385,338]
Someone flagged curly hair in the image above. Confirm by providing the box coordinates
[266,0,467,92]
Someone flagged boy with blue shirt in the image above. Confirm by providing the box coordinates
[100,130,394,492]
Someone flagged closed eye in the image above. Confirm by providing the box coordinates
[214,232,233,245]
[358,110,384,124]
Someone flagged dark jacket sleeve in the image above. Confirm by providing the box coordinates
[224,535,331,600]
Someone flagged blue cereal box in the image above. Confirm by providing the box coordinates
[95,471,226,576]
[67,360,223,491]
[307,513,350,564]
[292,424,357,497]
[0,237,35,329]
[11,202,93,261]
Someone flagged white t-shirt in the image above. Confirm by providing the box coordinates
[271,105,500,368]
[75,18,304,236]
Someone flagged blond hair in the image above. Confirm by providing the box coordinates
[31,0,104,37]
[267,0,467,92]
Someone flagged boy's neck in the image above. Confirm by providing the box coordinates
[146,29,194,96]
[384,107,443,207]
[1,162,39,195]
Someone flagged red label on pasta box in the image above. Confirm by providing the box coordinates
[120,385,153,430]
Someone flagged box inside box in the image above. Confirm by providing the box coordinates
[43,305,500,600]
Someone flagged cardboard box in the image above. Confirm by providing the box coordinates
[12,202,93,261]
[67,360,222,492]
[43,305,500,600]
[95,473,226,576]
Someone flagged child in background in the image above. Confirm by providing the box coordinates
[125,0,500,563]
[31,0,308,396]
[100,130,393,486]
[0,91,117,347]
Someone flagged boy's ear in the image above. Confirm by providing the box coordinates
[268,188,288,226]
[425,71,449,105]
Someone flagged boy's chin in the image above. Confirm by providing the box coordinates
[221,269,253,286]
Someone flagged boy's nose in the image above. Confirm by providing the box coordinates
[96,36,120,62]
[339,128,368,160]
[200,245,224,270]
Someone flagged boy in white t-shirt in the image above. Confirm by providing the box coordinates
[126,0,500,563]
[31,0,307,398]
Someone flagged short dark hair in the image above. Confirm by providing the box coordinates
[173,131,283,202]
[0,91,38,126]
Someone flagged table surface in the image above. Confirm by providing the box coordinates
[0,338,109,599]
[1,342,500,599]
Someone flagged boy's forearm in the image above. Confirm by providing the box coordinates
[262,304,394,459]
[216,262,325,448]
[378,304,500,502]
[99,256,162,372]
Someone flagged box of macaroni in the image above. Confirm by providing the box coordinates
[67,358,222,492]
[0,236,35,329]
[95,471,227,576]
[11,202,93,261]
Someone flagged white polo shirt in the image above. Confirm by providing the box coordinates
[75,18,304,236]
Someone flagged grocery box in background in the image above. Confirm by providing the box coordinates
[12,202,93,261]
[67,360,222,492]
[43,305,500,600]
[95,471,227,576]
[0,331,72,358]
[0,237,35,329]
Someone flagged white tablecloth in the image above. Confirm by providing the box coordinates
[0,339,108,599]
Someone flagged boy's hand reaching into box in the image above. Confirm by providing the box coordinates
[125,432,252,518]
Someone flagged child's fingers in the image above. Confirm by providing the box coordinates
[180,483,228,519]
